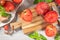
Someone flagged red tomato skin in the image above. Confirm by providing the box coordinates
[4,1,15,12]
[21,9,32,22]
[45,24,57,37]
[44,11,58,23]
[55,0,60,5]
[13,0,22,4]
[35,2,50,15]
[0,0,5,5]
[4,25,9,30]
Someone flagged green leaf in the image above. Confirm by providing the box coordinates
[40,34,47,40]
[34,0,53,4]
[29,32,39,38]
[0,5,11,17]
[29,34,36,38]
[34,0,44,4]
[45,0,53,3]
[2,13,11,17]
[0,5,5,11]
[55,33,60,40]
[28,32,47,40]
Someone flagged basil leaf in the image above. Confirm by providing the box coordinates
[0,5,5,11]
[2,13,11,17]
[55,33,60,40]
[34,0,53,4]
[0,5,11,17]
[45,0,52,3]
[29,32,39,38]
[29,34,36,38]
[40,34,47,40]
[28,32,47,40]
[34,0,44,4]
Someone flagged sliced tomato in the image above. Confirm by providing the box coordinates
[35,2,50,15]
[21,9,32,22]
[45,24,57,37]
[44,11,58,23]
[4,1,15,12]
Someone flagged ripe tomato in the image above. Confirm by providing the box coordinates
[44,11,58,23]
[4,1,15,12]
[13,0,22,4]
[21,9,32,22]
[55,0,60,5]
[45,24,57,37]
[0,0,5,5]
[35,2,50,15]
[4,25,9,30]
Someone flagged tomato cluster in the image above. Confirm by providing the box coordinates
[21,2,58,23]
[36,2,58,23]
[20,2,58,37]
[0,0,22,12]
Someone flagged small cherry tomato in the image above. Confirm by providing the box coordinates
[55,0,60,6]
[0,0,5,5]
[21,9,32,22]
[4,1,15,12]
[35,2,50,15]
[45,24,57,37]
[4,25,9,30]
[44,11,58,23]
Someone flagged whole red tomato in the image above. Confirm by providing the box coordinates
[35,2,50,15]
[55,0,60,5]
[13,0,22,4]
[4,25,9,30]
[4,1,15,12]
[45,24,57,37]
[21,9,32,22]
[44,11,58,23]
[0,0,5,5]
